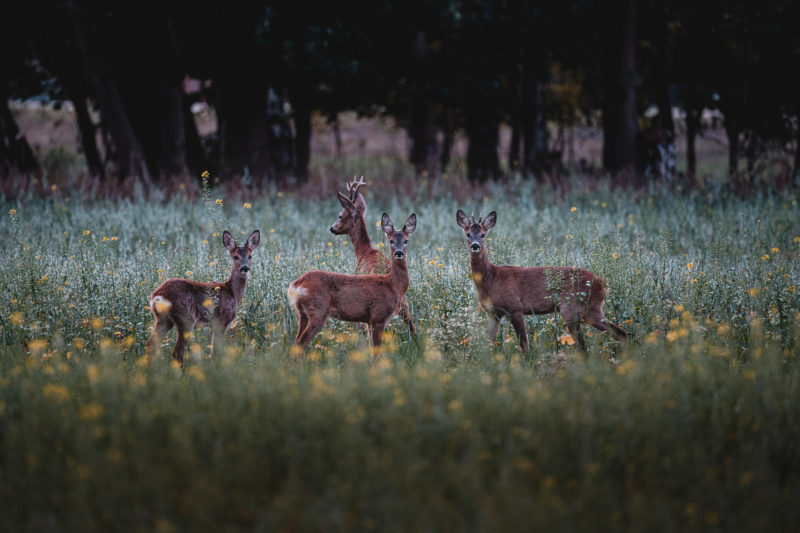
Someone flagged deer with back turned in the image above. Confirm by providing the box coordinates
[289,213,416,352]
[456,209,626,353]
[329,177,417,340]
[146,230,260,365]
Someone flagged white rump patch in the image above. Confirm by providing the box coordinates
[150,295,173,314]
[286,284,309,306]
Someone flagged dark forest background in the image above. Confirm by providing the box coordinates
[1,0,799,192]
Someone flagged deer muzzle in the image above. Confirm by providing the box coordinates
[240,265,250,273]
[394,250,405,259]
[470,243,481,253]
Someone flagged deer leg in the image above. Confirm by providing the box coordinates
[369,321,389,359]
[566,319,587,353]
[146,318,174,361]
[209,321,227,360]
[295,312,309,343]
[508,312,530,353]
[486,312,501,345]
[585,307,628,342]
[295,313,328,350]
[398,296,418,342]
[172,325,190,365]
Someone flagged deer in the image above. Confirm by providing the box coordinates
[456,209,627,353]
[146,230,260,365]
[289,213,416,352]
[329,176,417,341]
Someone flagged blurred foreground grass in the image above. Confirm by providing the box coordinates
[1,177,799,531]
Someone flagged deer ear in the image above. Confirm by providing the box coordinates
[456,209,470,229]
[222,231,236,252]
[337,190,354,210]
[404,213,417,234]
[482,211,497,231]
[381,213,394,235]
[246,230,260,251]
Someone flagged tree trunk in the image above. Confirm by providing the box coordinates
[215,79,271,181]
[71,94,105,179]
[409,31,440,178]
[654,14,675,182]
[292,85,311,182]
[333,114,343,159]
[0,93,39,176]
[67,0,151,181]
[793,123,800,183]
[685,79,699,182]
[522,75,548,179]
[508,62,523,172]
[159,76,188,177]
[182,87,206,178]
[466,109,499,183]
[602,0,638,182]
[724,117,740,178]
[265,86,294,181]
[440,108,454,172]
[509,122,521,172]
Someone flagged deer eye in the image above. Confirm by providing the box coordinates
[480,233,485,238]
[404,240,408,244]
[234,255,240,260]
[338,214,342,219]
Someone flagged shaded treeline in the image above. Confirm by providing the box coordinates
[1,0,799,189]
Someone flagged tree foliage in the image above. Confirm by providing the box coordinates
[1,0,798,189]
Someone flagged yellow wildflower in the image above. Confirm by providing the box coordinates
[29,339,48,354]
[559,333,576,346]
[616,359,637,375]
[79,402,105,421]
[43,384,69,402]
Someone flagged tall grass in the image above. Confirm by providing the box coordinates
[1,177,799,531]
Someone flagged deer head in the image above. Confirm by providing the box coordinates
[381,212,416,259]
[456,209,496,254]
[330,176,367,235]
[223,230,261,275]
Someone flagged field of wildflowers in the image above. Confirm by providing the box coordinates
[1,175,799,531]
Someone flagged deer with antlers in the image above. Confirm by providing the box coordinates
[146,230,260,365]
[329,177,417,340]
[289,213,416,352]
[456,210,627,353]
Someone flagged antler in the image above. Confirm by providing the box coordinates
[346,176,367,201]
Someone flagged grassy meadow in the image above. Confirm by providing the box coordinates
[1,171,800,531]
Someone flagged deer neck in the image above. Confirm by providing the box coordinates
[225,269,249,304]
[349,215,375,260]
[390,257,410,294]
[469,248,493,289]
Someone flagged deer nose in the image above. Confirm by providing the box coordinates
[240,265,250,273]
[470,243,481,252]
[329,226,336,234]
[394,251,405,259]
